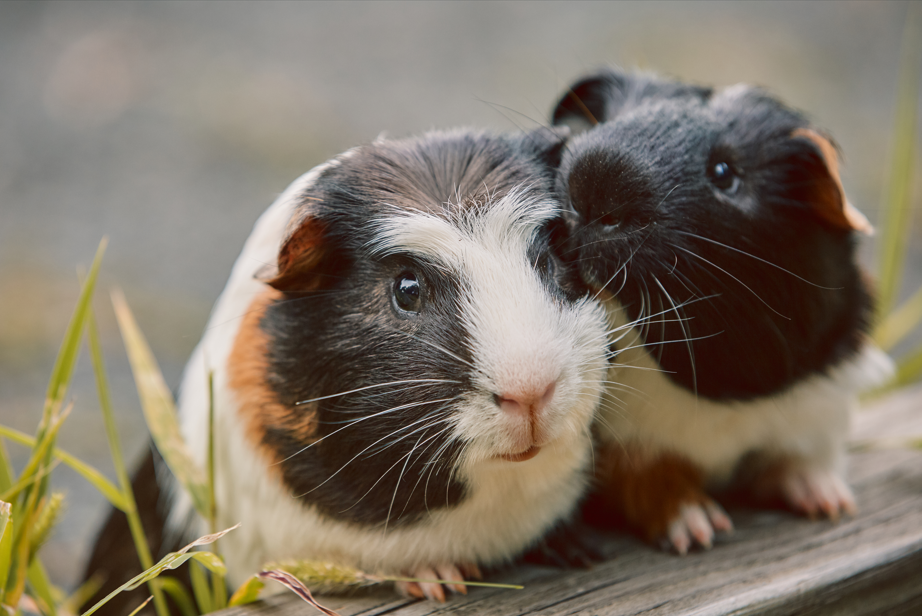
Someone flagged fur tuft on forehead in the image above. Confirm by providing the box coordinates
[289,128,564,227]
[365,186,559,269]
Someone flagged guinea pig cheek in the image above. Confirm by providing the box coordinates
[227,289,320,469]
[454,267,601,463]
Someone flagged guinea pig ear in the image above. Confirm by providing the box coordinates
[255,213,329,292]
[792,128,873,235]
[551,69,630,133]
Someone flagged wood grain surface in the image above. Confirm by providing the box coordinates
[217,385,922,616]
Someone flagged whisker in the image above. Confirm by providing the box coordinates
[672,244,791,320]
[653,275,698,398]
[276,397,455,465]
[295,379,459,406]
[301,406,456,500]
[384,432,427,533]
[384,325,477,370]
[609,331,724,355]
[674,230,841,290]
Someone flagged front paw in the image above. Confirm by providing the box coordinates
[661,500,734,555]
[395,563,481,602]
[779,466,855,521]
[589,445,734,555]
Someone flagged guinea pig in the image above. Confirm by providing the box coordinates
[84,127,610,606]
[550,69,894,553]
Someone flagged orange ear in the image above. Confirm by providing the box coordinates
[255,215,328,292]
[792,128,873,235]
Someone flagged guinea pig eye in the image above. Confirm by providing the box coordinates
[709,161,741,194]
[393,272,422,313]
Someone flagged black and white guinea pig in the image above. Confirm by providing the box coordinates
[159,128,609,599]
[551,69,893,553]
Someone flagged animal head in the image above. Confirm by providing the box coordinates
[552,69,873,401]
[227,128,608,528]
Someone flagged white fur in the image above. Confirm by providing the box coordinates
[596,297,894,484]
[170,159,609,586]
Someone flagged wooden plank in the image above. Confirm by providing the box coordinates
[218,385,922,616]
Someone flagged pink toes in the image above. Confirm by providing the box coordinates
[664,501,734,555]
[394,563,471,602]
[781,468,856,521]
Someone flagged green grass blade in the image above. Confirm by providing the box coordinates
[205,371,227,611]
[83,552,219,616]
[876,7,922,319]
[227,577,263,608]
[189,561,214,614]
[61,575,104,616]
[16,240,106,584]
[6,486,39,610]
[38,238,107,441]
[125,596,153,616]
[381,577,524,590]
[13,404,69,506]
[0,426,128,513]
[0,501,11,603]
[110,294,211,515]
[0,440,13,494]
[111,289,211,518]
[80,525,237,616]
[0,462,58,503]
[207,371,217,531]
[86,309,137,513]
[151,577,197,616]
[27,559,57,616]
[211,570,226,612]
[86,306,170,616]
[875,284,922,351]
[10,403,71,556]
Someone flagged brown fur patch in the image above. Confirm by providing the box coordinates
[227,288,319,464]
[586,441,711,543]
[792,128,872,234]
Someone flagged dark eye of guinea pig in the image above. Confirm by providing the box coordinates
[393,271,422,313]
[709,161,741,194]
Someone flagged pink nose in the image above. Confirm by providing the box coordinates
[495,382,556,418]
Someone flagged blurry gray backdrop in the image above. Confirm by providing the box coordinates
[1,0,919,588]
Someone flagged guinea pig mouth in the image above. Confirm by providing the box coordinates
[498,445,542,462]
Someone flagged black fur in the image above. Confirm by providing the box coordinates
[260,128,576,526]
[553,70,872,401]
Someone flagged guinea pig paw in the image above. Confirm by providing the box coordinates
[665,501,734,555]
[781,468,856,522]
[395,564,468,602]
[459,562,482,580]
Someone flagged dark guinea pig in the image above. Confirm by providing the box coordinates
[551,69,892,553]
[83,128,610,606]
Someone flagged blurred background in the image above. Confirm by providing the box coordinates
[0,0,919,589]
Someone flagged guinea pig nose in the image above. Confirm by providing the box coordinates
[566,150,655,228]
[494,382,557,418]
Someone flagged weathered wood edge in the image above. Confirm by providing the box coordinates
[216,385,922,616]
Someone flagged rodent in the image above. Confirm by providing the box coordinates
[551,69,894,553]
[83,127,610,605]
